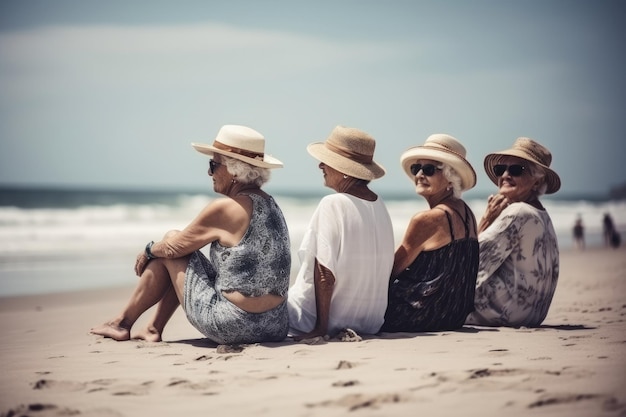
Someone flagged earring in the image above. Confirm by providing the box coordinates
[343,175,348,179]
[232,179,237,184]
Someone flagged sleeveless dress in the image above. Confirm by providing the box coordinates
[182,193,291,345]
[381,203,479,332]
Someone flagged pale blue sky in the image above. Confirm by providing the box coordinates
[1,0,624,197]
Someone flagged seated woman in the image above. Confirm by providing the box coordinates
[91,125,291,345]
[287,126,395,341]
[381,134,479,333]
[465,137,561,328]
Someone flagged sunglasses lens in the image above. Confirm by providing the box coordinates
[493,164,524,177]
[422,164,436,176]
[410,164,421,176]
[493,165,506,176]
[508,165,524,176]
[410,163,439,176]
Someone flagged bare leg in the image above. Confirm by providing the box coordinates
[133,286,180,342]
[90,256,189,341]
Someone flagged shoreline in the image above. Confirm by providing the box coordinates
[0,246,625,416]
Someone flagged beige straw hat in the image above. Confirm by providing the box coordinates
[307,126,386,180]
[400,133,476,190]
[484,137,561,194]
[192,125,283,169]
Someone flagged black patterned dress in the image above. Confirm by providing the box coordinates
[381,204,479,332]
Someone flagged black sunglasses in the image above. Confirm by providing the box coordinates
[208,159,221,175]
[410,163,441,176]
[493,164,526,177]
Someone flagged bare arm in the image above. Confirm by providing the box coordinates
[134,197,251,276]
[294,260,335,341]
[157,197,250,257]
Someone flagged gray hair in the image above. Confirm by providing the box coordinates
[440,164,464,198]
[222,156,271,187]
[526,162,548,197]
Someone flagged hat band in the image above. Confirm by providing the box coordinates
[325,141,373,164]
[213,140,264,160]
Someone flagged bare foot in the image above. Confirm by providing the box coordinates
[133,326,162,342]
[90,321,131,341]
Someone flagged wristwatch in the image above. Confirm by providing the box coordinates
[145,241,157,260]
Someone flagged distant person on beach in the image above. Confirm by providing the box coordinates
[573,215,585,250]
[465,137,561,328]
[91,125,291,345]
[603,212,620,248]
[287,126,394,341]
[381,134,479,333]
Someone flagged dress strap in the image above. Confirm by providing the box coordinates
[435,207,455,240]
[449,204,471,238]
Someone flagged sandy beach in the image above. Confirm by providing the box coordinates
[1,246,625,417]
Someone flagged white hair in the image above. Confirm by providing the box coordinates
[222,156,271,187]
[440,164,463,198]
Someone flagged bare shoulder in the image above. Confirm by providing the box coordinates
[403,208,447,239]
[409,208,447,228]
[198,197,249,223]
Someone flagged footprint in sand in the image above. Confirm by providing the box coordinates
[33,379,86,392]
[528,393,625,412]
[307,392,405,411]
[336,360,357,370]
[1,403,124,416]
[468,368,522,379]
[1,404,77,417]
[332,380,360,387]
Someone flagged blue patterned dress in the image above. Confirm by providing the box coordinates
[183,193,291,344]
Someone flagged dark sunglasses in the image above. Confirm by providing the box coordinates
[410,163,441,176]
[493,164,526,177]
[208,159,221,175]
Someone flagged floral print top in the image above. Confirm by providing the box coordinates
[465,202,559,327]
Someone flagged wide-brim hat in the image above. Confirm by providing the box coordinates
[307,126,385,180]
[400,133,476,190]
[484,137,561,194]
[192,124,283,169]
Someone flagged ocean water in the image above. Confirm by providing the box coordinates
[0,186,624,297]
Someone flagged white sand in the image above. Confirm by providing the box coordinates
[0,246,625,417]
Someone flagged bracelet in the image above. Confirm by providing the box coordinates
[145,241,157,260]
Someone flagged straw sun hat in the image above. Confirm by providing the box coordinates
[484,137,561,194]
[400,134,476,191]
[307,126,386,180]
[192,125,283,169]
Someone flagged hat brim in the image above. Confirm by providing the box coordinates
[484,151,561,194]
[192,143,283,169]
[400,146,476,191]
[307,142,385,180]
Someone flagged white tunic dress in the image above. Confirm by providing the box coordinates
[287,193,395,337]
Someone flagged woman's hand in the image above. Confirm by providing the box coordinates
[293,327,328,342]
[134,251,150,277]
[478,193,510,234]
